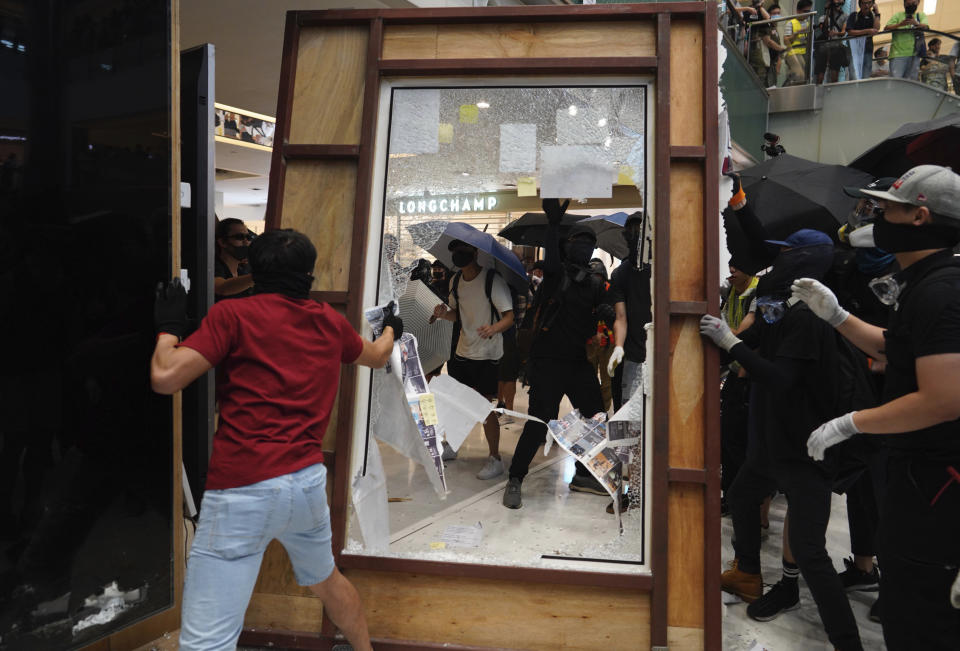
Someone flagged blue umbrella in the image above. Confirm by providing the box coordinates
[582,211,630,227]
[407,221,529,292]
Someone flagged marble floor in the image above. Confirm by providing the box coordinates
[721,492,887,650]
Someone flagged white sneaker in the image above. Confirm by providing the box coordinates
[441,441,457,461]
[476,456,504,480]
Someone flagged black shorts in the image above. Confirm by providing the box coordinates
[449,356,499,398]
[498,327,520,382]
[814,42,849,74]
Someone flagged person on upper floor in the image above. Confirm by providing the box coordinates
[846,0,882,80]
[884,0,929,80]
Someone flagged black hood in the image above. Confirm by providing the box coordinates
[756,243,835,298]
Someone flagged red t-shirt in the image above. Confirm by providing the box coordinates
[180,293,363,489]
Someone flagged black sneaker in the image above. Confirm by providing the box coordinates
[502,477,522,509]
[868,597,881,623]
[746,579,800,622]
[839,557,880,592]
[569,474,607,495]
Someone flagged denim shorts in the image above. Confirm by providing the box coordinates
[180,463,334,650]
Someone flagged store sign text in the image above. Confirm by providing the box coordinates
[396,194,498,215]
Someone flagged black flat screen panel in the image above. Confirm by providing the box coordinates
[0,1,174,648]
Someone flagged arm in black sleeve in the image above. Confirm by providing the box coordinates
[727,342,803,389]
[725,202,779,274]
[543,220,562,275]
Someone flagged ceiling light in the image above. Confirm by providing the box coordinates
[924,0,937,15]
[604,137,612,148]
[461,172,470,176]
[598,118,608,127]
[568,105,578,116]
[476,101,490,109]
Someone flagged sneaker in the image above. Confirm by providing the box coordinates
[502,477,522,509]
[606,493,631,514]
[721,559,763,603]
[868,597,881,623]
[746,579,800,621]
[569,473,607,495]
[476,456,504,480]
[441,440,457,461]
[838,557,880,592]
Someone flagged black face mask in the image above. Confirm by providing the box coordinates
[230,244,249,260]
[253,270,314,299]
[451,250,474,268]
[565,240,594,266]
[872,218,960,253]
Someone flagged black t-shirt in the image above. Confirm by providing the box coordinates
[214,255,252,301]
[881,250,960,456]
[608,262,652,363]
[846,10,877,53]
[530,265,610,362]
[743,303,841,464]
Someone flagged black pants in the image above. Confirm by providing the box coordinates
[730,459,863,651]
[509,357,604,481]
[841,441,887,559]
[880,455,960,650]
[611,360,624,411]
[720,375,750,497]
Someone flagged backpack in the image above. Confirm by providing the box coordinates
[450,267,512,325]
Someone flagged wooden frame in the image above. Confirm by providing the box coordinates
[258,5,719,650]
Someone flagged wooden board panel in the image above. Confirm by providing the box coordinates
[281,160,357,291]
[669,315,705,469]
[382,22,656,59]
[669,161,705,302]
[290,27,367,145]
[252,540,314,598]
[667,485,705,630]
[245,592,325,632]
[668,624,706,651]
[669,19,704,147]
[345,570,649,650]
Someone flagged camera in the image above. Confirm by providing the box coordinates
[761,132,786,158]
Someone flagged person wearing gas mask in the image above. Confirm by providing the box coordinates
[503,199,615,509]
[884,0,929,80]
[606,212,652,411]
[214,218,254,300]
[701,228,865,651]
[431,240,514,479]
[792,165,960,650]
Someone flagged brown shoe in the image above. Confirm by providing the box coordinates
[721,559,762,603]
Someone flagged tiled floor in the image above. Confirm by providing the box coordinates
[721,492,887,650]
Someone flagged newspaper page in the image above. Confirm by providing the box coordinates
[398,333,447,492]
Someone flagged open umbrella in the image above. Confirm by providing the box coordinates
[737,154,874,241]
[849,113,960,179]
[499,211,631,258]
[407,220,528,293]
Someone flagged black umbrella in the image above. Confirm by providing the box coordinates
[848,113,960,179]
[737,154,874,241]
[499,212,628,258]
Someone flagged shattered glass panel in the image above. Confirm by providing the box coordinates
[350,83,651,574]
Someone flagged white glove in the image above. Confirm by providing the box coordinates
[790,278,850,327]
[699,315,741,352]
[607,346,625,376]
[806,412,860,461]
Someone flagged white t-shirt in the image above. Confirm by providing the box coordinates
[448,268,513,361]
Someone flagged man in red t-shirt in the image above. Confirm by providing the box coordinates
[151,229,400,651]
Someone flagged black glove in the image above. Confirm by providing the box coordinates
[596,302,616,326]
[382,301,403,340]
[155,277,188,339]
[542,198,570,225]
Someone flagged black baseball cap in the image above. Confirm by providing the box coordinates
[843,177,896,199]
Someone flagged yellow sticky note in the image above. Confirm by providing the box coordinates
[419,393,438,426]
[617,165,636,186]
[438,123,453,144]
[430,541,446,550]
[459,104,479,124]
[517,177,537,197]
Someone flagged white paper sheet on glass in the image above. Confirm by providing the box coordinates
[556,107,606,145]
[498,123,537,173]
[540,145,613,199]
[428,374,494,452]
[389,89,440,155]
[352,436,390,552]
[440,522,484,548]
